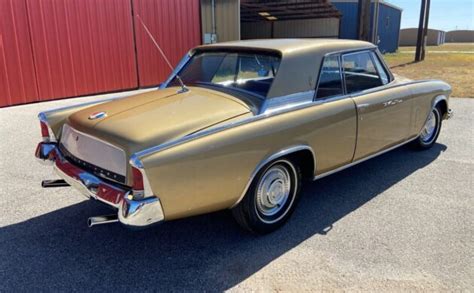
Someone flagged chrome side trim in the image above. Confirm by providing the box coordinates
[132,89,332,159]
[134,79,435,160]
[313,136,418,181]
[230,145,316,208]
[259,90,315,114]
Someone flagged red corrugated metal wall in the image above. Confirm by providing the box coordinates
[133,0,201,87]
[26,0,138,101]
[0,0,38,106]
[0,0,201,107]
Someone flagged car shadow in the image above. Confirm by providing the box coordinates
[0,144,447,291]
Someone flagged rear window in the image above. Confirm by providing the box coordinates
[171,51,281,97]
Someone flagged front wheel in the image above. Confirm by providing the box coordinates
[412,106,442,150]
[232,159,301,234]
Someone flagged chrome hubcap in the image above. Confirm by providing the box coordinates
[256,165,291,217]
[420,110,437,142]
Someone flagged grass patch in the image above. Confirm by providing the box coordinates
[384,43,474,98]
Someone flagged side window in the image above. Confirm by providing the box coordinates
[371,52,390,85]
[342,51,384,93]
[316,55,343,99]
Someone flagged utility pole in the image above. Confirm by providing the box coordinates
[415,0,427,62]
[421,0,431,60]
[357,0,371,41]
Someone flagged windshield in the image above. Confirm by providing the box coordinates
[170,50,281,98]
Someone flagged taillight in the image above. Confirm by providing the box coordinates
[130,155,150,199]
[40,121,50,141]
[132,166,144,192]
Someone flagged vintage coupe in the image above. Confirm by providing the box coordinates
[36,39,452,233]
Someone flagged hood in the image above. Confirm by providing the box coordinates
[66,86,253,155]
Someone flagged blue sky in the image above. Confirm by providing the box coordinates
[385,0,473,31]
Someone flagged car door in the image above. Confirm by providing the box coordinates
[343,50,412,161]
[312,54,358,174]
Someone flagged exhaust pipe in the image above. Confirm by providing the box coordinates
[42,179,70,188]
[88,214,119,227]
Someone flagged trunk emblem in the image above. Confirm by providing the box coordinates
[88,111,107,120]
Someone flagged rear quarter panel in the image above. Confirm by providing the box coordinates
[140,98,357,220]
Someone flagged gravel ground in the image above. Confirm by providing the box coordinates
[0,92,473,291]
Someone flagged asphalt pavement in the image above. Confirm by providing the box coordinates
[0,91,473,291]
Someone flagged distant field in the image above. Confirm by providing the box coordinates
[396,43,474,52]
[384,43,474,98]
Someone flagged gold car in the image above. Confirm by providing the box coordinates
[36,39,452,234]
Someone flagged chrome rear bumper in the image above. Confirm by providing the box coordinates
[35,142,164,229]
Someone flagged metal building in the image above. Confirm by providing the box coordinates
[445,30,474,43]
[201,0,241,44]
[240,0,341,39]
[399,28,446,46]
[332,0,402,53]
[0,0,201,107]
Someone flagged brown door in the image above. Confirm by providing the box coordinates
[342,50,412,161]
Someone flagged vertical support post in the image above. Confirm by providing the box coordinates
[211,0,217,43]
[338,17,342,39]
[421,0,431,60]
[372,0,380,44]
[270,21,274,38]
[357,0,371,41]
[415,0,427,62]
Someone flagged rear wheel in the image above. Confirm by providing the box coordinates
[412,105,442,150]
[232,159,301,234]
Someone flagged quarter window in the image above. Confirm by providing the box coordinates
[316,55,343,99]
[371,52,390,84]
[343,51,385,93]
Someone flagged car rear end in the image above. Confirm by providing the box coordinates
[35,113,164,229]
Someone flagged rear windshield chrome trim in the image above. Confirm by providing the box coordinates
[260,90,315,114]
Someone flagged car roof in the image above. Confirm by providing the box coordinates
[193,39,378,98]
[200,38,375,55]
